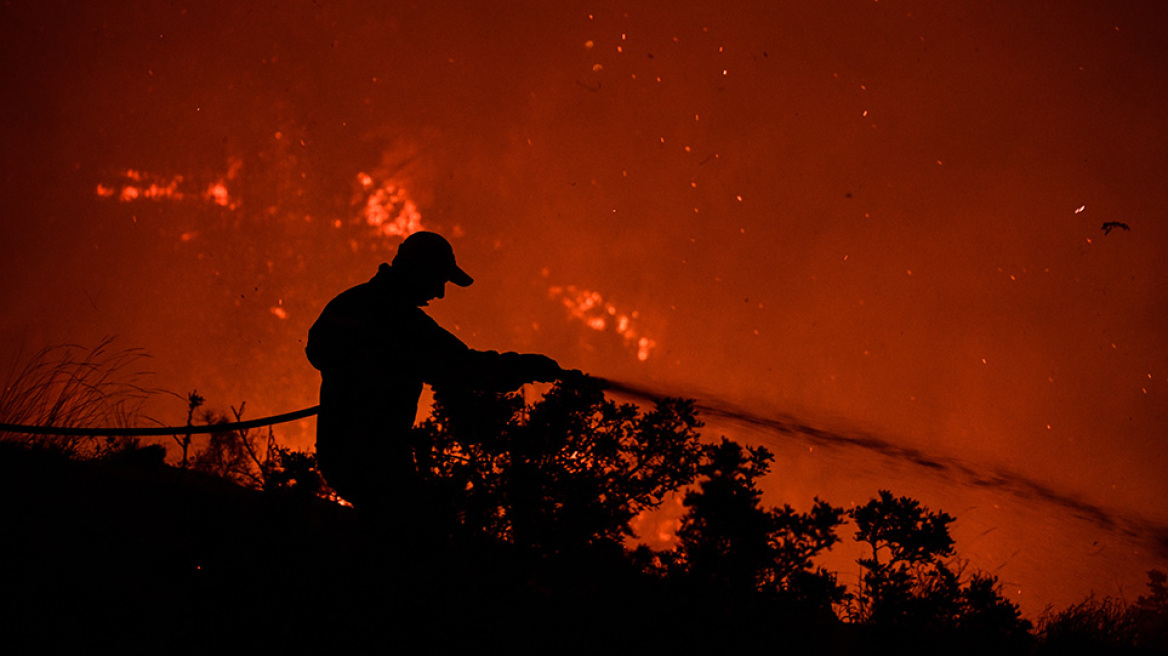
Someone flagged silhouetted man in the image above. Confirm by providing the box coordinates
[306,232,563,528]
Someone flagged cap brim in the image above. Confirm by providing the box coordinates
[449,265,473,287]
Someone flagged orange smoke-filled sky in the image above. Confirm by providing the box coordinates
[1,0,1165,615]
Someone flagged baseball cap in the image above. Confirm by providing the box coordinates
[392,231,474,287]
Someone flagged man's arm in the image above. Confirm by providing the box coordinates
[415,313,564,392]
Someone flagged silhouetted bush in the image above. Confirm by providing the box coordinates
[1035,570,1168,655]
[413,376,705,554]
[188,402,330,500]
[659,438,846,618]
[849,490,957,625]
[1129,569,1168,651]
[1037,595,1135,654]
[96,435,168,468]
[262,445,328,499]
[847,490,1031,652]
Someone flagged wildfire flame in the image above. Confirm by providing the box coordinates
[548,284,657,361]
[95,158,242,209]
[96,170,184,202]
[206,158,243,209]
[355,172,424,239]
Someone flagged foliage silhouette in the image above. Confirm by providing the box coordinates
[5,341,1160,652]
[95,434,168,468]
[847,490,1031,652]
[190,401,329,499]
[660,437,846,618]
[1037,594,1136,654]
[412,375,705,554]
[849,489,957,625]
[1130,569,1168,651]
[1035,570,1168,654]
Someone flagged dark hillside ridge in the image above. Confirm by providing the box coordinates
[0,442,359,650]
[0,443,744,652]
[11,440,1141,654]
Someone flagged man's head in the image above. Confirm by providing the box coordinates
[391,231,473,306]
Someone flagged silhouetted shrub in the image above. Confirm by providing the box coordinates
[96,436,168,468]
[664,438,846,616]
[847,490,1031,652]
[1037,595,1135,655]
[187,402,329,500]
[414,375,705,554]
[1035,570,1168,655]
[1129,569,1168,651]
[849,490,957,626]
[262,445,327,500]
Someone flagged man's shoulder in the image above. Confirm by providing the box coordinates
[318,282,437,326]
[330,278,377,303]
[404,305,444,333]
[321,280,390,315]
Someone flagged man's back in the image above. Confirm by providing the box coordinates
[308,264,460,436]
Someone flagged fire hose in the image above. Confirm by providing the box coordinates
[0,378,665,438]
[0,405,322,437]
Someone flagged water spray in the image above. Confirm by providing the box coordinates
[597,376,1168,555]
[2,372,1164,553]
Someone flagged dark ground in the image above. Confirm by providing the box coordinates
[1,443,831,653]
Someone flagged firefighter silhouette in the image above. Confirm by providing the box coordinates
[307,232,563,529]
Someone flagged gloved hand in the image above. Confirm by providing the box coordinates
[522,354,564,383]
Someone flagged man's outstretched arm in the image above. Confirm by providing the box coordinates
[416,314,566,392]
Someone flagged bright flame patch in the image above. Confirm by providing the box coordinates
[355,172,424,239]
[549,284,657,361]
[95,158,241,209]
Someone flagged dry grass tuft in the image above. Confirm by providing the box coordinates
[0,336,168,456]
